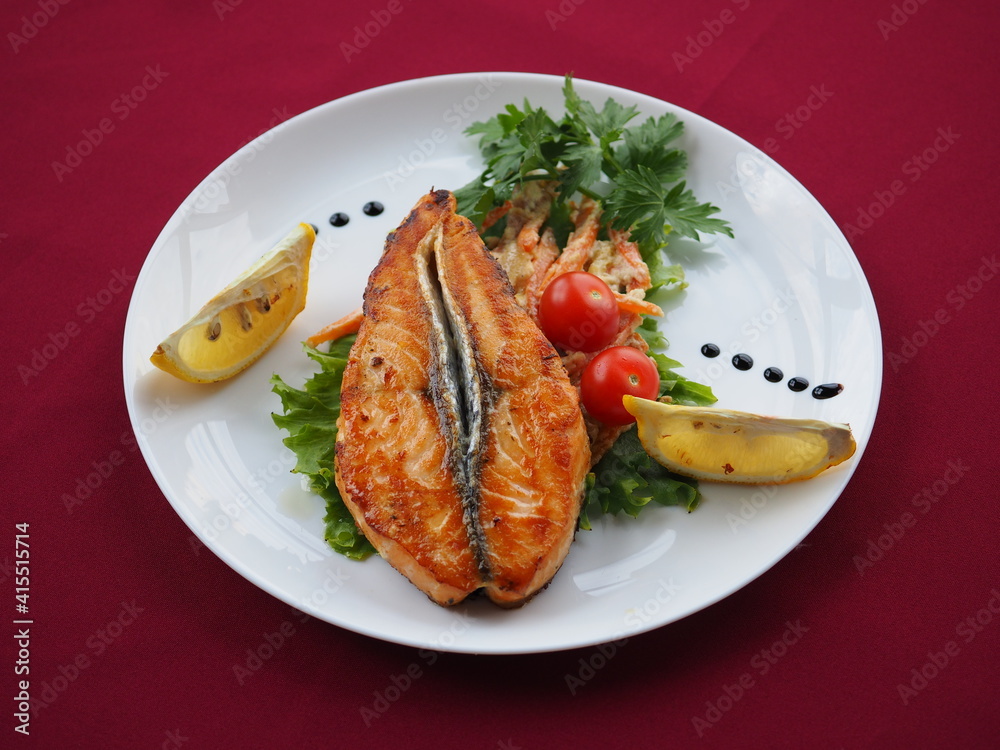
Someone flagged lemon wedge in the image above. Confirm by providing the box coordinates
[623,395,857,484]
[150,223,314,383]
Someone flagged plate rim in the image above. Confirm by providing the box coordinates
[123,71,883,654]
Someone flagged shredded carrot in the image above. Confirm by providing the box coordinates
[608,228,652,290]
[305,306,364,347]
[524,227,560,319]
[481,201,512,231]
[614,291,663,317]
[537,197,602,294]
[516,224,540,256]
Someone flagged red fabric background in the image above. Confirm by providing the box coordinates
[3,0,998,747]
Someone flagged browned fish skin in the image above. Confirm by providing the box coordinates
[438,209,591,607]
[335,191,482,606]
[335,190,590,607]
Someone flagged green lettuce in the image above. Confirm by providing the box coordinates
[653,352,718,406]
[270,335,376,560]
[581,429,702,530]
[580,319,717,530]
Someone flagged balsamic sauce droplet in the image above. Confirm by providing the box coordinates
[697,343,845,396]
[764,367,783,383]
[363,201,385,217]
[788,377,810,392]
[812,383,844,399]
[308,223,319,235]
[329,212,350,227]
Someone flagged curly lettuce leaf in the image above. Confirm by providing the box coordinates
[653,352,718,406]
[581,429,701,529]
[270,335,376,561]
[581,308,716,529]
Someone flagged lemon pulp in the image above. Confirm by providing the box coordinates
[150,223,314,383]
[623,395,856,484]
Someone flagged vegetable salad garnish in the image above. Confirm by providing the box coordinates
[274,75,733,559]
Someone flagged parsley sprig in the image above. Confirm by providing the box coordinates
[455,75,733,252]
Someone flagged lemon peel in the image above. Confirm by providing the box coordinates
[623,395,856,484]
[150,223,314,383]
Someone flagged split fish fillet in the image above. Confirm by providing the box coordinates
[335,191,591,607]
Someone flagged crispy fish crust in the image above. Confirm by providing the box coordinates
[437,207,591,606]
[335,190,590,607]
[335,192,481,606]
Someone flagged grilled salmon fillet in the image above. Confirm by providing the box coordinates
[335,190,590,607]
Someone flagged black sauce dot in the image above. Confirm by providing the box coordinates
[308,223,319,235]
[363,201,385,217]
[812,383,844,399]
[764,367,783,383]
[788,377,810,392]
[701,343,720,358]
[732,353,753,371]
[329,212,350,227]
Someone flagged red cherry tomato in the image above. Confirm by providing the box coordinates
[537,271,619,352]
[580,346,660,425]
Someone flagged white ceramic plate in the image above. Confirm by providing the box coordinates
[123,73,881,654]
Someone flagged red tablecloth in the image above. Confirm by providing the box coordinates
[4,0,998,747]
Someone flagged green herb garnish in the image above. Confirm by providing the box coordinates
[580,335,718,529]
[581,429,702,530]
[455,74,733,253]
[270,335,376,560]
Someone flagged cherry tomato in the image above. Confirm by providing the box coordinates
[580,346,660,425]
[537,272,619,352]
